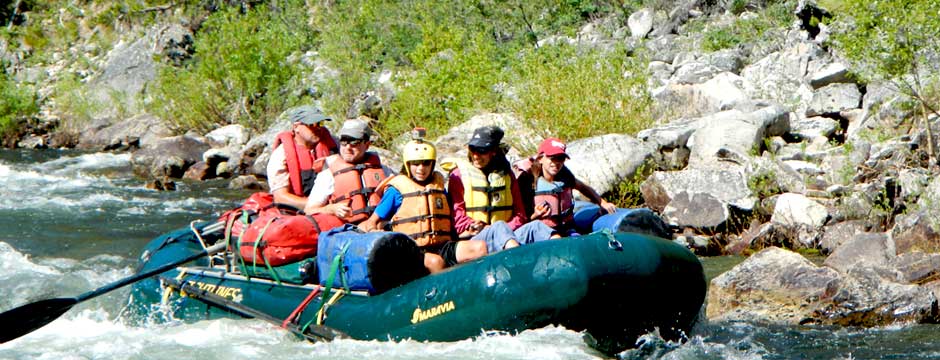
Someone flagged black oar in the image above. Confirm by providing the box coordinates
[161,277,346,342]
[0,241,227,344]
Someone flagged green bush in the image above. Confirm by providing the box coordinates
[0,72,38,146]
[149,1,314,133]
[699,0,794,52]
[511,43,653,142]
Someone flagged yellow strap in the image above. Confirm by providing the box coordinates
[316,289,345,325]
[162,269,190,304]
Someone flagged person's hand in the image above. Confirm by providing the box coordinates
[600,200,617,214]
[532,202,551,219]
[329,202,353,218]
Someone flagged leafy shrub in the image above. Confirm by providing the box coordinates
[699,0,794,52]
[511,43,653,142]
[0,71,38,146]
[149,1,314,133]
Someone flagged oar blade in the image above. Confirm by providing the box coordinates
[0,298,78,344]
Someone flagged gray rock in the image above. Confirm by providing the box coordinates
[824,232,895,273]
[229,175,266,191]
[662,191,729,231]
[641,164,756,214]
[78,114,171,151]
[814,265,937,326]
[808,61,850,89]
[892,211,940,254]
[707,247,842,324]
[566,134,655,196]
[628,9,654,38]
[892,252,940,285]
[819,220,870,254]
[771,192,829,228]
[790,116,839,139]
[433,113,541,164]
[131,135,210,179]
[806,83,862,117]
[670,62,723,85]
[205,124,249,148]
[699,48,745,74]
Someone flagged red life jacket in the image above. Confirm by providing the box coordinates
[238,206,344,267]
[533,177,574,228]
[328,152,387,224]
[272,130,337,197]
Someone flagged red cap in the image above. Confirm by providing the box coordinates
[538,137,569,158]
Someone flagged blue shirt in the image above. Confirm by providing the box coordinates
[373,186,403,221]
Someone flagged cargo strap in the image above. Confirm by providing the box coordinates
[283,286,321,328]
[302,243,348,332]
[244,216,282,285]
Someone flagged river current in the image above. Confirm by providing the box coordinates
[0,149,937,359]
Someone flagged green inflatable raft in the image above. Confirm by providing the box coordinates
[128,207,706,354]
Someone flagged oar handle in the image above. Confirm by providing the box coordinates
[75,242,227,303]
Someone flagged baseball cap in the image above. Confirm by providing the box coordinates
[288,105,331,125]
[338,119,373,140]
[538,137,569,158]
[467,126,504,151]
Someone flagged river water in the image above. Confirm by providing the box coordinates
[0,149,937,359]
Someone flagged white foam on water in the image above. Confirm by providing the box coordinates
[33,152,132,175]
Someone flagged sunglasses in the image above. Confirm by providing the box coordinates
[468,145,492,154]
[299,122,322,128]
[339,139,365,147]
[548,155,567,162]
[409,160,434,167]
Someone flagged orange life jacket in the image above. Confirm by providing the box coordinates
[328,152,387,223]
[382,173,453,247]
[272,130,337,196]
[533,177,574,228]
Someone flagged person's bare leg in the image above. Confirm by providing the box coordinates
[455,240,487,263]
[424,253,445,273]
[503,239,520,249]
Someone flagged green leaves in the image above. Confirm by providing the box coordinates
[150,1,314,133]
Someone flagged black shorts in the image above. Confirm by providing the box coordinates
[424,241,459,267]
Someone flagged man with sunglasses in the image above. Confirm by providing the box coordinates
[266,105,338,210]
[303,119,395,224]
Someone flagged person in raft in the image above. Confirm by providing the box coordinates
[360,132,488,273]
[266,106,338,210]
[446,126,557,252]
[517,137,617,237]
[303,119,395,224]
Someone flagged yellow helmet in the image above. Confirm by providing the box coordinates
[403,140,437,163]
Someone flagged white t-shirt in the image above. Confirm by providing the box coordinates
[265,145,290,193]
[305,154,396,208]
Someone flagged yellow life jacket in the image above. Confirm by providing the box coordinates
[384,173,453,247]
[456,160,514,224]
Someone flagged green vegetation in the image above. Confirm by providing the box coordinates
[830,0,940,164]
[149,1,315,133]
[311,0,652,145]
[747,169,782,199]
[609,160,654,207]
[0,70,38,147]
[695,0,794,52]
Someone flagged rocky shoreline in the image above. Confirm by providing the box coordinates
[5,1,940,328]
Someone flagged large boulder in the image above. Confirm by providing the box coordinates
[433,113,541,163]
[805,83,862,117]
[823,232,895,273]
[685,105,790,168]
[707,247,841,324]
[78,114,172,151]
[131,135,211,179]
[812,265,938,326]
[565,134,655,196]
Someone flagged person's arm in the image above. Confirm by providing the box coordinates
[574,178,616,214]
[360,187,402,231]
[505,173,527,231]
[303,164,350,217]
[448,170,475,233]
